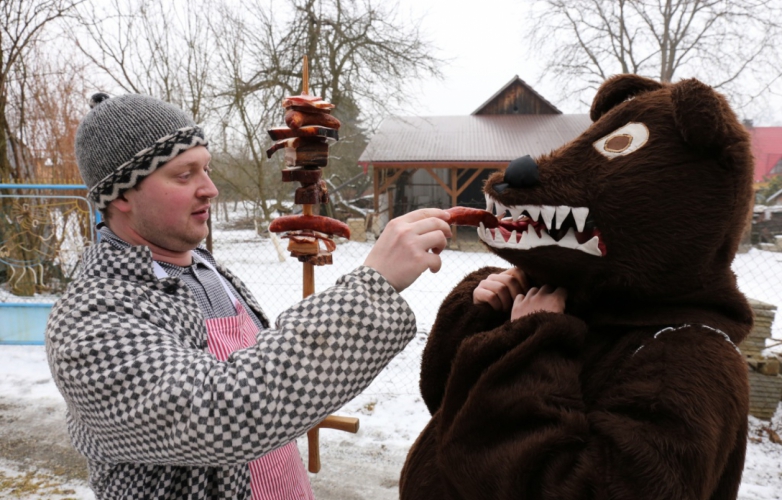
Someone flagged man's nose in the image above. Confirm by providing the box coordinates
[199,173,219,199]
[494,155,540,194]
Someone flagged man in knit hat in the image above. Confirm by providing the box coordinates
[46,93,452,499]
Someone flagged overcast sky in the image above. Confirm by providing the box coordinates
[394,0,782,125]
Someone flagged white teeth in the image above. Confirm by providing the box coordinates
[518,229,532,249]
[541,205,555,229]
[523,205,541,222]
[476,202,603,257]
[557,228,579,249]
[572,207,589,232]
[555,206,570,229]
[577,235,602,256]
[485,194,494,214]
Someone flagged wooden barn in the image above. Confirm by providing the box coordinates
[357,76,591,230]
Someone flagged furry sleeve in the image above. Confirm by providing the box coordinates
[414,320,748,500]
[419,266,509,414]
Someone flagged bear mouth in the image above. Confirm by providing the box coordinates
[478,194,606,257]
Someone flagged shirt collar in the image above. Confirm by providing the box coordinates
[97,223,217,278]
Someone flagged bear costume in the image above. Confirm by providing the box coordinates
[399,74,754,500]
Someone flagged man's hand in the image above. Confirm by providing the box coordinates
[363,209,452,292]
[473,267,528,311]
[511,285,567,320]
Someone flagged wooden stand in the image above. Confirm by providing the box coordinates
[294,57,359,474]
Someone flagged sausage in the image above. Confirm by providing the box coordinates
[281,230,337,252]
[445,207,499,228]
[269,214,351,239]
[285,110,342,130]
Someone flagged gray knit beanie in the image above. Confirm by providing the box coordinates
[75,93,208,210]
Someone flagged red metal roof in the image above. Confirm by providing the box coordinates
[358,114,592,164]
[749,127,782,182]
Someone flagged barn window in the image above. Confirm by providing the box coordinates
[771,157,782,175]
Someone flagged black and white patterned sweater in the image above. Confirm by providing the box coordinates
[45,240,416,499]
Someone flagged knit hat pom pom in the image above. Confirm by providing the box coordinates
[89,92,111,109]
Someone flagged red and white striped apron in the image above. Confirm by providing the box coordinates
[153,259,314,500]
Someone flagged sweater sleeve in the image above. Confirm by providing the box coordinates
[424,317,749,500]
[46,266,415,466]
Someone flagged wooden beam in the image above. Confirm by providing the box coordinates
[423,167,453,197]
[455,168,486,198]
[373,166,379,213]
[378,168,407,194]
[451,167,458,243]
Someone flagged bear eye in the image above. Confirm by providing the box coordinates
[593,122,649,159]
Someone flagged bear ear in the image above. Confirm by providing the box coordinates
[670,78,733,154]
[590,74,665,122]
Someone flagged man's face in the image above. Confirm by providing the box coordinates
[121,146,218,252]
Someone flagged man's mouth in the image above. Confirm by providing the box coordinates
[192,206,210,217]
[478,194,606,256]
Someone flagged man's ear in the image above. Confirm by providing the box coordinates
[590,74,665,122]
[109,194,132,214]
[670,78,734,155]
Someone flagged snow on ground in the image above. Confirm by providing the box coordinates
[1,226,782,498]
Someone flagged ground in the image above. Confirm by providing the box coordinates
[1,235,781,499]
[0,342,780,500]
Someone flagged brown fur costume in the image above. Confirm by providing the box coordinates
[399,75,754,500]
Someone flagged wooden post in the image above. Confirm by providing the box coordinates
[291,53,360,474]
[451,167,458,244]
[302,204,315,298]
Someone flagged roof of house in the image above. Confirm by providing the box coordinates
[749,127,782,181]
[357,114,592,164]
[472,75,562,115]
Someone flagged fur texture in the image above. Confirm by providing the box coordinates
[400,75,754,500]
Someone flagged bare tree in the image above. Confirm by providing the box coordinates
[71,0,214,122]
[0,0,82,182]
[526,0,782,113]
[205,0,441,223]
[235,0,442,125]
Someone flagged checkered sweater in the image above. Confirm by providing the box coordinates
[45,241,416,499]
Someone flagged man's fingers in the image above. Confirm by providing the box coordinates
[408,217,453,238]
[398,208,451,224]
[425,252,443,274]
[418,231,449,256]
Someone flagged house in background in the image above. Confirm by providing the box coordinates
[357,76,591,232]
[749,126,782,182]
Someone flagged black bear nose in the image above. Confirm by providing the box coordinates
[504,155,539,188]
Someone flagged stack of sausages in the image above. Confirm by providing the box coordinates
[266,93,349,266]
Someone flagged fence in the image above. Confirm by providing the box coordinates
[0,184,96,344]
[210,198,782,397]
[1,191,781,398]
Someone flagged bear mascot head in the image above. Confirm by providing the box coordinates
[400,74,755,500]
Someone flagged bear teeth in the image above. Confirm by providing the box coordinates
[482,197,602,256]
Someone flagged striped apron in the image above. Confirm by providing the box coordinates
[154,259,314,499]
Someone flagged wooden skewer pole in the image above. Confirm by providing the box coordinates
[302,55,309,96]
[296,53,360,474]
